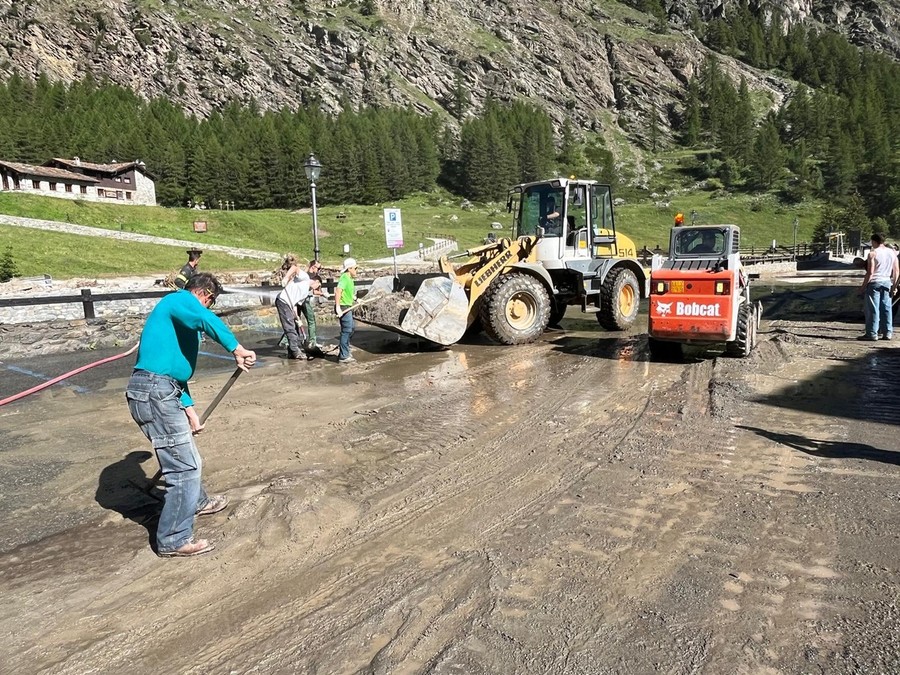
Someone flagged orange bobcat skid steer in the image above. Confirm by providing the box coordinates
[648,224,762,359]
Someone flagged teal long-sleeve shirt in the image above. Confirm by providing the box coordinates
[134,290,239,407]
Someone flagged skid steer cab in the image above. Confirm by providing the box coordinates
[647,224,762,360]
[354,178,647,346]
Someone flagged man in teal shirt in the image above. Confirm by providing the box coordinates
[126,272,256,557]
[334,258,358,363]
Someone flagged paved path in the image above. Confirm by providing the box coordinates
[367,238,457,264]
[0,214,282,261]
[0,214,461,266]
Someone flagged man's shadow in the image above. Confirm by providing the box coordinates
[95,451,164,550]
[738,426,900,466]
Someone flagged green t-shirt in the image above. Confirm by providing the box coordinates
[337,272,355,305]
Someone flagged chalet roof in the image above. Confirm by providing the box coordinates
[0,160,100,183]
[49,158,150,176]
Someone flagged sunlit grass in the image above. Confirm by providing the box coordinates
[0,189,823,279]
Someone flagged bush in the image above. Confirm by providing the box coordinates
[0,246,17,282]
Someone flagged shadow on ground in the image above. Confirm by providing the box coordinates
[739,425,900,466]
[95,450,162,550]
[753,347,900,426]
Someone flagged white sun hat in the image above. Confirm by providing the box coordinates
[341,257,358,272]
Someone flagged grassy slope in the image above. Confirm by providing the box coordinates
[0,190,822,279]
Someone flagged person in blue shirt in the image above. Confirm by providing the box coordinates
[126,272,256,558]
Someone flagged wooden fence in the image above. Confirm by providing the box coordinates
[0,277,376,320]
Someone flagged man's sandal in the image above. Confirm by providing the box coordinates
[196,494,229,516]
[158,539,215,558]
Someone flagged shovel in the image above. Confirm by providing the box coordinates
[143,367,244,496]
[338,290,388,317]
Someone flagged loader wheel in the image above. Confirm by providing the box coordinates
[598,267,641,331]
[480,272,551,345]
[726,302,753,357]
[648,337,683,361]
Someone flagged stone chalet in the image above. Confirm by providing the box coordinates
[0,157,157,206]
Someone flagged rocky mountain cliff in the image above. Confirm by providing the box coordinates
[1,0,898,147]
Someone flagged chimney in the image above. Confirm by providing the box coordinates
[73,156,81,166]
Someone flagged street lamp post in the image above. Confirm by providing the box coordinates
[304,153,322,261]
[793,216,799,255]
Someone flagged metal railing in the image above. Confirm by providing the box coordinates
[636,242,825,266]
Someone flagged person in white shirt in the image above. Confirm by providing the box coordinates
[858,233,899,341]
[276,255,313,359]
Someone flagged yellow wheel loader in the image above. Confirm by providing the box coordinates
[356,178,647,346]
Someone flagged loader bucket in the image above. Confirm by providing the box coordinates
[355,274,469,346]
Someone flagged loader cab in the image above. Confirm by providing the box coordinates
[511,178,622,270]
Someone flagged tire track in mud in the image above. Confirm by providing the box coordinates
[232,340,717,673]
[609,333,846,672]
[226,349,692,673]
[514,337,843,672]
[71,344,677,675]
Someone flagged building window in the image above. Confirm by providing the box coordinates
[49,182,57,191]
[65,184,72,193]
[98,188,105,197]
[116,190,124,200]
[32,179,40,189]
[124,177,131,183]
[126,191,133,200]
[115,177,122,182]
[79,185,86,194]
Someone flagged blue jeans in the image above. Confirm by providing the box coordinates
[864,280,893,337]
[126,370,207,553]
[339,307,354,359]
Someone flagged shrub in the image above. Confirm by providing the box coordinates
[0,246,17,282]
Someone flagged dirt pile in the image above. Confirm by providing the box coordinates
[355,291,414,327]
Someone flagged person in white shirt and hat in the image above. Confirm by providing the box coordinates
[335,258,358,363]
[276,254,313,360]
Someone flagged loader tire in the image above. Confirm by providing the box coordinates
[648,337,683,361]
[726,302,753,357]
[480,272,551,345]
[598,267,640,331]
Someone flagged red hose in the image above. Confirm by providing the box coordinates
[0,343,139,407]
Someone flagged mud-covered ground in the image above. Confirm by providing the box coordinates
[1,280,898,674]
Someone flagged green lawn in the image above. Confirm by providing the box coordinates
[0,189,823,279]
[614,192,823,252]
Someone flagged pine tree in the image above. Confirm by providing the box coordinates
[451,72,469,122]
[557,118,579,173]
[746,20,766,68]
[682,76,701,146]
[748,117,785,189]
[835,193,871,238]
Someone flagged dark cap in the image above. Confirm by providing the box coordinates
[187,248,203,254]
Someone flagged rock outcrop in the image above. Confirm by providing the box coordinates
[0,0,897,146]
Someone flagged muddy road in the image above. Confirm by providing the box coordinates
[1,283,898,674]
